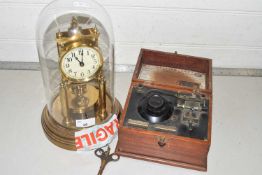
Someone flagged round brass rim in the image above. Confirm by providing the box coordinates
[60,46,103,83]
[41,98,122,151]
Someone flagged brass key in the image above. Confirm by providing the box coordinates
[95,146,120,175]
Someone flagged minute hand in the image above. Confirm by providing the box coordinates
[81,51,84,63]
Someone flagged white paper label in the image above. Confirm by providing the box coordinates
[75,114,119,151]
[76,118,95,128]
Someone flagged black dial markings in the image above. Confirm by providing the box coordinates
[78,49,83,56]
[62,47,100,79]
[93,58,98,64]
[66,57,72,62]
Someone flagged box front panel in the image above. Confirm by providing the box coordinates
[117,128,208,168]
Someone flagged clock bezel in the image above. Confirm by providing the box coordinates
[59,45,103,82]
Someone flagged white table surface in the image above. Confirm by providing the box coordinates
[0,70,262,175]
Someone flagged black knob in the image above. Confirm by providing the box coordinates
[148,94,165,111]
[138,93,173,123]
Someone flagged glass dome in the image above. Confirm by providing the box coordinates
[36,0,120,150]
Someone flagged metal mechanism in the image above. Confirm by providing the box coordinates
[124,85,209,140]
[176,92,208,131]
[95,146,120,175]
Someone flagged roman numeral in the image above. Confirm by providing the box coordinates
[79,49,83,55]
[66,57,72,62]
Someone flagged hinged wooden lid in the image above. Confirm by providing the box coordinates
[132,49,212,93]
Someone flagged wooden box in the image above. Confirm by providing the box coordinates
[116,49,212,171]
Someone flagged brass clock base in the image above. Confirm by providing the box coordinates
[41,98,122,151]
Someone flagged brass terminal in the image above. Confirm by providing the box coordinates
[127,119,149,128]
[154,124,177,132]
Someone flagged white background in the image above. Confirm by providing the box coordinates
[0,0,262,68]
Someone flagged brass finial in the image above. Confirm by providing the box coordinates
[68,16,82,36]
[71,17,78,28]
[94,25,98,33]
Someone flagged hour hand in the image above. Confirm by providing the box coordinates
[75,56,84,67]
[74,56,81,63]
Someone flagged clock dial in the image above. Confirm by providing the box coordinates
[61,47,102,81]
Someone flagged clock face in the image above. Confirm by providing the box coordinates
[61,47,102,81]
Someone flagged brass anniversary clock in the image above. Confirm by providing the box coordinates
[57,17,108,124]
[36,0,121,150]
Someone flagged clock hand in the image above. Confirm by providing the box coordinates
[81,51,84,63]
[75,56,84,67]
[75,56,81,63]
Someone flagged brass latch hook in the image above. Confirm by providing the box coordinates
[157,136,167,147]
